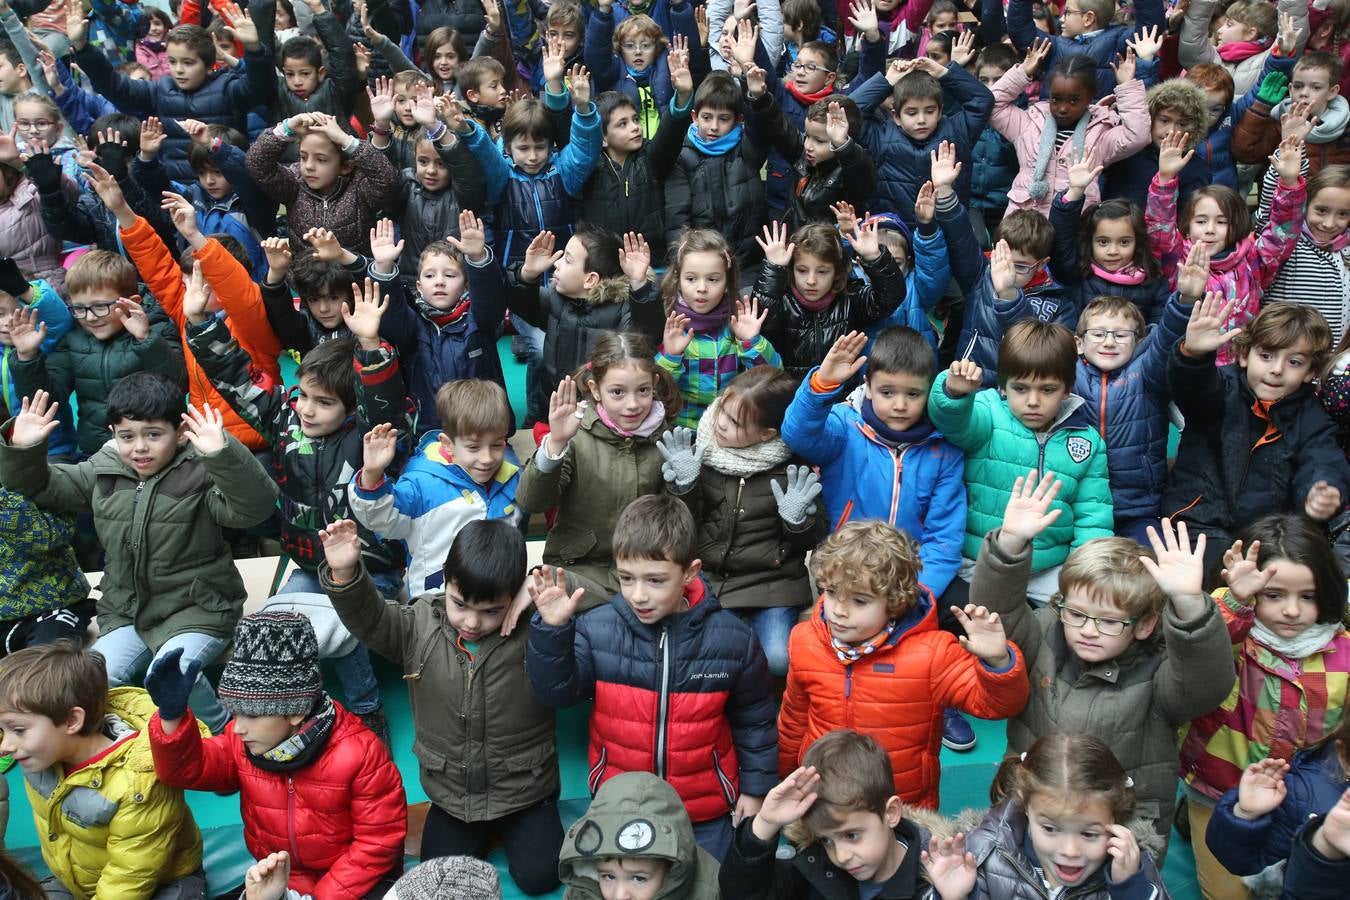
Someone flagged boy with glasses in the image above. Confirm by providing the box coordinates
[968,472,1235,858]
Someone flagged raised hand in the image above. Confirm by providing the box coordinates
[162,190,201,241]
[36,49,58,92]
[1280,99,1315,142]
[824,101,849,148]
[481,0,502,35]
[745,63,768,98]
[997,470,1063,552]
[529,565,585,627]
[1022,36,1052,76]
[1312,788,1350,860]
[848,0,880,40]
[732,17,759,67]
[445,209,488,261]
[755,221,795,267]
[1106,823,1142,882]
[182,260,209,324]
[140,116,166,160]
[1305,480,1342,521]
[663,310,695,356]
[1157,129,1194,179]
[144,647,202,723]
[1064,148,1103,200]
[912,55,948,78]
[261,237,293,279]
[1273,133,1306,186]
[312,113,351,147]
[113,298,150,340]
[441,94,470,135]
[541,36,566,88]
[177,118,212,146]
[1127,23,1163,62]
[915,181,936,225]
[181,403,226,456]
[952,605,1011,666]
[668,34,693,97]
[546,376,584,452]
[218,1,260,50]
[361,422,399,485]
[851,216,882,262]
[521,231,563,282]
[568,64,592,108]
[1221,538,1274,604]
[771,465,822,525]
[951,29,977,67]
[831,200,859,235]
[318,518,363,580]
[82,161,129,216]
[945,358,983,397]
[1235,758,1290,820]
[65,2,88,47]
[10,390,59,446]
[1184,291,1240,354]
[1111,46,1137,85]
[8,306,47,361]
[1175,241,1211,301]
[929,140,962,194]
[752,766,821,841]
[1139,518,1206,601]
[1277,10,1302,56]
[730,295,767,342]
[342,278,388,349]
[619,232,651,287]
[818,331,868,385]
[989,238,1016,298]
[921,833,978,900]
[885,57,914,85]
[368,218,404,273]
[367,75,396,123]
[304,227,344,262]
[656,426,704,492]
[411,83,438,127]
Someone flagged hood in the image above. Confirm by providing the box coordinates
[973,798,1166,865]
[559,772,718,898]
[100,688,209,773]
[406,430,518,489]
[566,274,637,309]
[1146,80,1208,149]
[1273,94,1350,142]
[807,583,938,651]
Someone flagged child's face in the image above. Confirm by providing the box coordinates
[1004,375,1068,431]
[595,856,669,900]
[1089,217,1136,273]
[693,105,740,141]
[1250,558,1320,638]
[1291,65,1340,119]
[977,64,1010,89]
[896,94,941,141]
[546,23,582,59]
[1307,185,1350,247]
[148,17,168,40]
[444,581,511,641]
[13,101,60,147]
[552,236,597,297]
[925,44,951,67]
[714,394,776,449]
[509,134,552,175]
[213,33,235,60]
[784,19,801,42]
[282,57,324,101]
[393,88,419,126]
[1025,794,1115,888]
[792,251,837,304]
[298,133,351,194]
[865,370,930,432]
[294,373,349,437]
[467,76,508,109]
[232,713,304,755]
[1150,107,1187,148]
[931,11,959,32]
[197,164,231,200]
[820,580,893,645]
[430,44,460,84]
[1239,339,1317,402]
[1213,17,1258,47]
[791,47,836,95]
[414,140,450,192]
[1059,1,1090,38]
[875,0,901,11]
[0,710,80,772]
[1055,587,1156,664]
[303,291,345,331]
[440,431,506,485]
[879,230,909,273]
[1009,249,1046,289]
[678,249,730,312]
[275,4,295,29]
[1186,196,1230,253]
[0,290,19,346]
[69,291,127,341]
[588,361,656,432]
[1049,75,1091,129]
[1202,88,1229,131]
[603,105,645,156]
[168,41,209,91]
[110,416,183,477]
[619,31,659,72]
[616,555,701,625]
[1076,311,1140,373]
[814,801,906,882]
[418,250,467,309]
[803,118,836,165]
[0,55,29,95]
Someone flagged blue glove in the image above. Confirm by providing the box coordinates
[144,647,201,721]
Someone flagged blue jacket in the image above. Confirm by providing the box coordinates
[585,2,699,138]
[865,220,949,358]
[1202,50,1295,189]
[1102,143,1212,214]
[781,377,967,597]
[1282,811,1350,900]
[970,124,1019,211]
[53,59,117,137]
[0,281,77,459]
[1006,0,1165,99]
[1073,292,1190,520]
[1049,191,1172,325]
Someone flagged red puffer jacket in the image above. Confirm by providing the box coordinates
[148,702,407,899]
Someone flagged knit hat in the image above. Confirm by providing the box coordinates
[389,857,502,900]
[0,258,29,298]
[216,612,324,717]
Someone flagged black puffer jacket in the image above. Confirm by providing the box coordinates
[665,131,769,266]
[413,0,487,55]
[390,137,486,273]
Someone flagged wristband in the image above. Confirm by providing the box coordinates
[277,121,296,140]
[426,121,448,142]
[368,122,391,136]
[343,135,361,156]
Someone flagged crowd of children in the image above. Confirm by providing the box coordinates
[0,0,1348,898]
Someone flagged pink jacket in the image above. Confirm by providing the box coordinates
[991,66,1152,216]
[136,40,170,79]
[1147,172,1306,366]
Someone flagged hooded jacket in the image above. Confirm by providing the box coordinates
[1006,0,1165,99]
[1179,0,1307,97]
[560,772,721,899]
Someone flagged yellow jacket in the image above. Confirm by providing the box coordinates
[23,687,204,900]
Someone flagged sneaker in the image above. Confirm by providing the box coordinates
[941,708,976,752]
[358,708,391,750]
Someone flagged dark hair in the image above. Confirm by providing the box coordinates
[187,124,246,172]
[107,372,187,426]
[88,112,142,156]
[444,518,528,603]
[991,733,1135,823]
[797,730,897,841]
[291,257,359,306]
[977,43,1019,73]
[926,30,957,60]
[167,24,216,67]
[805,95,861,140]
[115,61,153,80]
[275,0,297,28]
[1233,302,1335,374]
[0,38,23,71]
[1237,514,1348,623]
[1077,198,1158,280]
[1048,52,1099,98]
[612,494,698,566]
[997,320,1077,390]
[0,851,45,899]
[597,91,640,131]
[138,7,174,39]
[790,224,848,293]
[578,330,683,421]
[996,209,1055,258]
[798,40,838,72]
[782,0,822,37]
[1297,50,1345,85]
[424,26,468,91]
[1180,185,1251,247]
[720,366,797,433]
[295,338,357,411]
[280,35,324,69]
[893,71,942,107]
[572,224,624,280]
[0,643,109,736]
[869,326,937,382]
[177,233,251,275]
[692,70,743,115]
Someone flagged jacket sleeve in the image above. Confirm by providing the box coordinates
[779,373,851,465]
[752,261,792,351]
[1069,440,1114,549]
[351,138,401,216]
[835,138,878,211]
[719,819,810,900]
[70,42,156,116]
[1004,0,1043,51]
[354,341,414,438]
[441,135,487,216]
[1231,99,1281,165]
[728,632,779,797]
[1137,292,1191,400]
[96,773,203,899]
[932,632,1030,720]
[195,239,282,364]
[1145,175,1184,279]
[926,372,994,452]
[1093,76,1152,165]
[1049,192,1085,285]
[1281,815,1350,900]
[148,711,240,792]
[184,316,286,443]
[119,216,187,327]
[944,61,994,137]
[311,10,360,112]
[320,562,414,663]
[261,278,314,355]
[935,192,985,298]
[988,64,1036,145]
[525,613,595,707]
[650,99,691,179]
[314,746,407,899]
[663,152,693,250]
[516,441,574,517]
[968,531,1043,670]
[910,223,950,313]
[225,45,278,112]
[1252,175,1306,287]
[584,7,619,91]
[1151,594,1239,724]
[200,434,281,528]
[850,248,906,326]
[918,445,968,598]
[748,91,804,163]
[1168,343,1226,425]
[557,100,603,197]
[775,634,809,777]
[1178,0,1222,68]
[245,128,301,206]
[0,439,95,513]
[208,138,274,238]
[1291,402,1350,512]
[462,120,512,203]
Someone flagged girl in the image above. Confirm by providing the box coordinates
[916,0,961,59]
[0,131,71,294]
[1147,130,1307,365]
[1051,150,1170,324]
[991,45,1151,216]
[657,228,781,428]
[517,330,681,603]
[1178,514,1350,900]
[136,8,173,79]
[661,366,826,676]
[365,22,467,97]
[922,734,1168,900]
[366,71,437,173]
[273,0,300,46]
[1260,163,1350,342]
[12,93,79,185]
[754,219,903,381]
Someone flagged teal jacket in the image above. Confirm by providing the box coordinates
[928,372,1113,569]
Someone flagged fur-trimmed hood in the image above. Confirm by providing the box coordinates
[906,802,1166,860]
[1147,79,1210,150]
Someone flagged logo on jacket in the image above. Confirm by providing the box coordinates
[617,819,656,852]
[1066,436,1092,463]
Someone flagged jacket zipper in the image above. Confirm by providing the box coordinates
[286,776,300,865]
[1097,372,1108,438]
[717,478,746,581]
[130,481,145,551]
[656,626,671,779]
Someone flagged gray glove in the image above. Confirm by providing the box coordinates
[772,465,822,526]
[656,427,704,492]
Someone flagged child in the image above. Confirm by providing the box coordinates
[776,520,1029,808]
[587,0,698,139]
[1282,787,1350,898]
[453,59,508,142]
[518,332,678,605]
[1262,164,1350,340]
[146,612,407,898]
[657,228,780,428]
[755,219,904,381]
[265,0,360,122]
[1102,77,1214,212]
[0,140,71,295]
[924,734,1169,899]
[319,517,565,895]
[350,379,520,596]
[255,233,372,355]
[527,494,777,861]
[856,202,951,357]
[1179,0,1304,97]
[970,476,1235,853]
[0,380,277,734]
[136,7,173,78]
[367,70,439,172]
[1148,132,1308,366]
[990,47,1150,217]
[1006,0,1165,98]
[781,329,967,599]
[1165,301,1350,572]
[0,643,206,898]
[0,480,92,656]
[559,771,722,899]
[1179,514,1350,899]
[0,261,77,459]
[970,44,1022,240]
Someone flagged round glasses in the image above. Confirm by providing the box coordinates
[1052,601,1135,636]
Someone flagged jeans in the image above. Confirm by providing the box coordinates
[691,815,734,862]
[511,314,546,424]
[738,606,799,677]
[94,628,230,733]
[421,798,563,896]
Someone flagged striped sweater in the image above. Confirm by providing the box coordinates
[656,327,781,429]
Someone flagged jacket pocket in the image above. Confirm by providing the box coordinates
[553,529,597,566]
[587,746,608,796]
[712,749,738,809]
[504,743,555,780]
[188,576,235,613]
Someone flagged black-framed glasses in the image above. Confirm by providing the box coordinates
[791,61,831,74]
[1052,601,1135,636]
[67,301,116,320]
[1083,329,1139,343]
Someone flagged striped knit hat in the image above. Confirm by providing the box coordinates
[217,612,323,717]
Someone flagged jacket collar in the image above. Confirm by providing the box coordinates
[410,431,519,493]
[793,817,932,898]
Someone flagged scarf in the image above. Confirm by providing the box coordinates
[1090,262,1148,285]
[861,398,935,447]
[1251,620,1342,661]
[791,284,836,312]
[1304,221,1350,252]
[696,395,794,476]
[675,297,733,333]
[687,124,743,157]
[1272,95,1350,143]
[625,64,651,83]
[415,293,471,327]
[826,604,899,662]
[1029,109,1089,201]
[597,400,666,438]
[247,696,337,774]
[785,82,833,106]
[1217,39,1271,63]
[468,102,505,129]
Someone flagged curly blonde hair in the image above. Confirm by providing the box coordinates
[811,521,922,616]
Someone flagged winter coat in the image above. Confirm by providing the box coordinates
[1233,95,1350,173]
[131,138,275,245]
[0,432,277,648]
[655,326,779,429]
[0,281,78,459]
[1179,589,1350,800]
[781,377,967,598]
[1050,191,1173,326]
[1102,142,1213,216]
[928,373,1114,569]
[990,66,1151,216]
[266,10,361,121]
[388,139,487,274]
[778,592,1029,810]
[527,576,779,823]
[970,531,1235,848]
[322,561,560,821]
[1162,346,1350,533]
[970,123,1019,211]
[1006,0,1166,99]
[0,488,87,624]
[1281,812,1350,900]
[665,128,770,267]
[149,701,405,900]
[560,772,722,900]
[413,0,486,54]
[586,2,699,138]
[755,249,906,381]
[22,689,205,900]
[0,181,65,291]
[866,221,949,355]
[186,315,412,574]
[1199,48,1295,186]
[1179,0,1308,97]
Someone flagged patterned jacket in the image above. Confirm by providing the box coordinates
[0,488,87,624]
[657,327,780,429]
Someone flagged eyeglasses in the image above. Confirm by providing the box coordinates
[1012,261,1042,275]
[620,41,657,53]
[1083,329,1139,343]
[791,61,831,74]
[1062,6,1085,16]
[1052,601,1135,636]
[16,119,54,132]
[67,301,116,319]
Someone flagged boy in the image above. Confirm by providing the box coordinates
[527,494,778,862]
[1179,0,1306,97]
[1102,77,1214,211]
[969,474,1236,853]
[0,643,206,898]
[780,328,966,600]
[145,612,407,898]
[559,771,722,899]
[585,0,699,139]
[0,258,76,459]
[1009,0,1165,99]
[0,378,277,733]
[721,729,940,899]
[258,0,360,121]
[319,516,565,896]
[1237,52,1350,193]
[1165,300,1350,578]
[455,58,509,141]
[970,44,1021,243]
[350,379,523,595]
[0,38,33,131]
[8,249,185,458]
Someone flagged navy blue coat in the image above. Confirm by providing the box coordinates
[1102,144,1211,215]
[1282,812,1350,900]
[585,2,700,138]
[1006,0,1165,100]
[1049,192,1171,325]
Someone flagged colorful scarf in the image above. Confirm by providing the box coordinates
[791,284,836,312]
[248,696,337,773]
[674,297,732,333]
[596,400,666,438]
[1217,39,1271,63]
[1304,222,1350,253]
[687,124,743,156]
[785,82,834,106]
[415,293,471,326]
[1090,262,1148,285]
[827,607,899,662]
